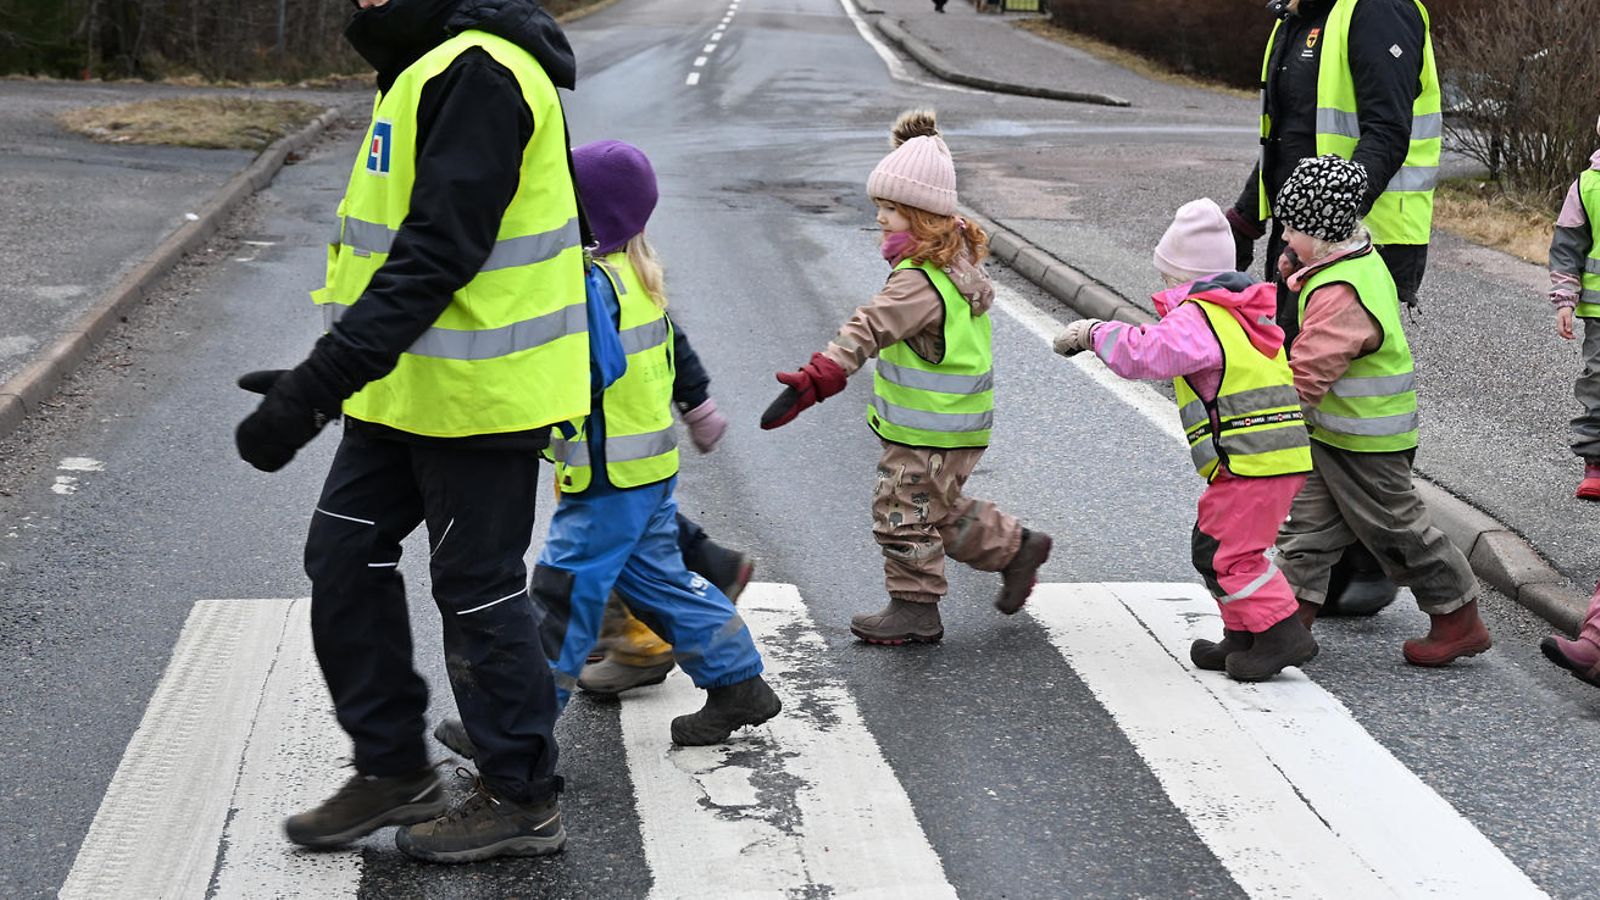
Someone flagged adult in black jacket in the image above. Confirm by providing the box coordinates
[234,0,578,863]
[1228,0,1429,327]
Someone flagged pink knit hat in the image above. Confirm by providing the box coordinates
[866,110,957,216]
[1153,199,1235,282]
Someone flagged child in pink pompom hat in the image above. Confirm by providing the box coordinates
[1053,198,1317,682]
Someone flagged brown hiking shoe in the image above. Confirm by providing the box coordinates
[850,597,944,644]
[995,529,1053,615]
[1190,629,1254,672]
[284,766,445,849]
[396,777,565,864]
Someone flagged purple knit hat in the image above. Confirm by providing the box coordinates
[572,140,658,256]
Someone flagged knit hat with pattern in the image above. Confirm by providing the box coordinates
[866,109,957,216]
[1275,155,1369,242]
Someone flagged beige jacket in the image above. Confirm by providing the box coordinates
[822,253,995,375]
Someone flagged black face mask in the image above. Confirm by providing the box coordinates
[344,0,458,80]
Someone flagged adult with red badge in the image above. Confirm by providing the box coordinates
[1228,0,1441,617]
[234,0,586,864]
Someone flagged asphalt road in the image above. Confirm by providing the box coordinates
[2,0,1599,897]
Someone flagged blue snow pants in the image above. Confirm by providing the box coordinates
[531,476,763,707]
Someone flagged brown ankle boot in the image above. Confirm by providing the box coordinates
[1190,629,1253,672]
[1403,599,1492,667]
[995,529,1053,615]
[850,597,944,644]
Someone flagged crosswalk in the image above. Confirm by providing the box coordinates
[60,584,1548,898]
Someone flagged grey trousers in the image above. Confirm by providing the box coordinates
[1572,318,1600,459]
[1276,442,1477,615]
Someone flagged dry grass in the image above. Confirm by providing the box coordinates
[1432,177,1555,265]
[1015,19,1254,100]
[57,97,325,150]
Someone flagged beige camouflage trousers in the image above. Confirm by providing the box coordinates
[873,441,1023,602]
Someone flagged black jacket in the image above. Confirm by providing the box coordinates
[1234,0,1425,227]
[314,0,578,449]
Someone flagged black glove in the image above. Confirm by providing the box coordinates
[1224,206,1264,276]
[235,361,344,472]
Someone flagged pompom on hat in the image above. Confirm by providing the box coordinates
[866,109,958,216]
[1274,154,1369,243]
[572,140,658,256]
[1153,199,1236,282]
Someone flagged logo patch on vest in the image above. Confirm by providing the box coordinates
[366,120,393,176]
[1305,28,1320,50]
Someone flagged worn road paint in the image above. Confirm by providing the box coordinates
[1027,582,1548,899]
[618,582,956,900]
[57,457,104,472]
[51,476,78,495]
[60,600,360,899]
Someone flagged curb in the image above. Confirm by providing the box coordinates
[0,104,349,443]
[966,206,1590,634]
[872,17,1131,108]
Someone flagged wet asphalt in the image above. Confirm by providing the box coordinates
[1,0,1598,896]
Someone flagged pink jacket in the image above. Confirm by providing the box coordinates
[1090,272,1285,404]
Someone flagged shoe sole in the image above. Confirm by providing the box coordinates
[432,723,476,761]
[1402,637,1492,668]
[850,626,944,645]
[397,825,568,864]
[1225,643,1319,683]
[1541,638,1600,687]
[286,796,449,850]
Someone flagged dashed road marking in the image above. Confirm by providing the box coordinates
[694,56,709,67]
[686,72,702,86]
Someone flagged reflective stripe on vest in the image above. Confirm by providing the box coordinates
[1297,250,1420,452]
[1258,0,1441,246]
[555,254,679,494]
[312,30,587,439]
[868,260,995,449]
[1576,170,1600,318]
[1174,298,1312,481]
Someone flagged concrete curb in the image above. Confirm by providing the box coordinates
[0,104,349,442]
[966,206,1590,634]
[872,17,1131,108]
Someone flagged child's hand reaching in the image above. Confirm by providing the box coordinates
[760,353,847,430]
[683,399,729,452]
[1053,319,1103,357]
[1558,306,1577,341]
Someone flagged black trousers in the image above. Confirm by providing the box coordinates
[304,427,560,803]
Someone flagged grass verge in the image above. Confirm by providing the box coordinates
[1015,20,1254,100]
[57,97,325,151]
[1432,177,1555,265]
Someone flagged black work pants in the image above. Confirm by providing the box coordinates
[303,427,560,803]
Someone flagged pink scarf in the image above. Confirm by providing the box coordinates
[880,230,917,266]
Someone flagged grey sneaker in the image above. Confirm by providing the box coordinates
[670,675,782,745]
[432,718,476,761]
[395,779,565,863]
[578,656,676,697]
[850,598,944,644]
[284,767,445,849]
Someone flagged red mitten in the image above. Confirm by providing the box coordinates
[760,353,848,430]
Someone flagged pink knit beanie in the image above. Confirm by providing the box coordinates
[1153,199,1236,282]
[866,110,957,216]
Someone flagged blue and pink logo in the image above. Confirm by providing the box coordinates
[366,120,393,175]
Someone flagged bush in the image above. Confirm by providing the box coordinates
[1044,0,1277,89]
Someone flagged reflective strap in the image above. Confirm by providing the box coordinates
[1178,398,1208,431]
[596,260,628,295]
[1220,561,1281,603]
[619,318,670,356]
[1586,257,1600,275]
[1221,424,1309,454]
[1385,165,1439,193]
[1585,288,1600,305]
[606,427,676,463]
[334,216,580,269]
[551,436,591,468]
[877,360,994,395]
[1329,371,1416,399]
[324,303,587,361]
[480,218,582,272]
[1308,408,1419,436]
[1316,108,1443,142]
[1216,384,1303,419]
[1190,437,1220,472]
[872,395,993,434]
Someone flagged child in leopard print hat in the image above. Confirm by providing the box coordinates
[1271,154,1493,668]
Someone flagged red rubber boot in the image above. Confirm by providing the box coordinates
[1402,600,1492,667]
[1577,459,1600,501]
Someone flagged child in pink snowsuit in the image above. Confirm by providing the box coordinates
[1053,199,1317,682]
[1542,584,1600,689]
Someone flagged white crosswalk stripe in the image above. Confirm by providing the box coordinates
[59,584,1548,898]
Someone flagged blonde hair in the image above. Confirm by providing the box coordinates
[1285,222,1373,265]
[881,200,989,268]
[624,233,668,310]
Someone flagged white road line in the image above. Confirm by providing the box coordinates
[711,31,723,40]
[694,56,709,67]
[1027,582,1547,899]
[836,0,978,94]
[991,282,1184,442]
[61,600,359,899]
[686,72,701,86]
[619,583,957,899]
[703,43,717,52]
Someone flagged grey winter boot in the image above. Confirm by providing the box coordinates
[284,767,446,849]
[850,597,944,644]
[578,656,676,697]
[1224,616,1319,682]
[669,675,782,745]
[1190,629,1254,672]
[432,718,476,761]
[395,778,565,863]
[995,529,1054,615]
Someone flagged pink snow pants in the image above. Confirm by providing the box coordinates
[1192,469,1307,633]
